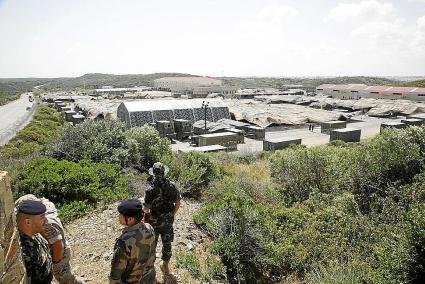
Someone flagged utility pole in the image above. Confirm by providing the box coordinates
[201,101,209,132]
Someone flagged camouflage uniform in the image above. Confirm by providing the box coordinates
[109,222,156,284]
[16,195,83,284]
[144,177,181,262]
[20,232,53,284]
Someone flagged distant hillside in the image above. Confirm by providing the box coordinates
[0,73,197,94]
[403,79,425,88]
[220,76,399,89]
[44,73,197,90]
[0,74,404,95]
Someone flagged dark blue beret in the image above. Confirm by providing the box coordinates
[118,199,143,217]
[17,200,46,215]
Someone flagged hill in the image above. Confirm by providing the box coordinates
[0,74,402,95]
[220,76,399,89]
[403,79,425,88]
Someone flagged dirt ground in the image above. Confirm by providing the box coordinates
[66,199,215,284]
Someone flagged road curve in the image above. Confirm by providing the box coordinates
[0,93,36,146]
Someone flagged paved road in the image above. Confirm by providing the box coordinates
[0,93,35,146]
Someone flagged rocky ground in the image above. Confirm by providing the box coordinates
[66,198,221,284]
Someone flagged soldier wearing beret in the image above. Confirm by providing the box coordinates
[143,162,181,275]
[16,199,53,284]
[109,199,156,284]
[15,194,84,284]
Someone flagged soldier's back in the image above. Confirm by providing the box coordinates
[112,222,156,283]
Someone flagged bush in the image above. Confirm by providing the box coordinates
[0,104,65,177]
[176,251,226,282]
[49,122,171,170]
[13,157,128,222]
[166,151,217,197]
[49,120,129,166]
[195,127,425,282]
[125,126,171,170]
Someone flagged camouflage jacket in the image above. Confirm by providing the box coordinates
[109,222,156,284]
[144,178,181,222]
[20,233,53,284]
[41,198,69,250]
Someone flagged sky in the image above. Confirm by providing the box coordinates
[0,0,424,78]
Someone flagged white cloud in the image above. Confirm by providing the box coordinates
[326,0,394,23]
[418,15,425,30]
[238,4,299,38]
[408,0,425,3]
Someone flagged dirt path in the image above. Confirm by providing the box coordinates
[66,199,213,283]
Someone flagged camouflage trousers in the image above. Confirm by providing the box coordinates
[152,224,174,262]
[138,268,156,284]
[53,247,83,284]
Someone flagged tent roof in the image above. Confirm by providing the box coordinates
[120,98,228,113]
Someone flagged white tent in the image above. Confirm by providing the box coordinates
[117,98,231,127]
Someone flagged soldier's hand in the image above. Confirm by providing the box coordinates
[143,212,151,223]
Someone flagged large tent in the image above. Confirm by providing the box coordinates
[117,98,231,127]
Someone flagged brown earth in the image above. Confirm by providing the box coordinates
[66,199,225,284]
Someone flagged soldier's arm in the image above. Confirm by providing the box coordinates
[109,239,128,284]
[172,199,181,215]
[172,186,182,215]
[51,240,65,263]
[143,186,154,213]
[41,222,64,261]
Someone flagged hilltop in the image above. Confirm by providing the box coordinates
[403,79,425,88]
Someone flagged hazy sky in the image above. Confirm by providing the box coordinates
[0,0,424,78]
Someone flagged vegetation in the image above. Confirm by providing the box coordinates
[220,76,399,90]
[194,127,425,283]
[0,90,19,106]
[13,158,128,222]
[404,79,425,88]
[49,121,171,170]
[0,104,65,175]
[176,250,226,282]
[2,112,174,223]
[0,74,406,95]
[165,151,217,197]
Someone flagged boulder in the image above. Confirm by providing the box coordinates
[0,171,26,283]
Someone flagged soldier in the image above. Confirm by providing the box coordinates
[143,162,181,275]
[15,194,84,284]
[109,199,156,284]
[16,199,53,284]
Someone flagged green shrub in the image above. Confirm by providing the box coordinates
[166,151,217,197]
[269,145,337,205]
[59,200,94,223]
[176,251,201,278]
[12,157,128,222]
[305,264,371,284]
[176,251,226,282]
[0,90,19,106]
[125,126,171,170]
[49,120,129,166]
[49,122,171,170]
[0,104,65,176]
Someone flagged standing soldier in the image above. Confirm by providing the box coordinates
[15,194,84,284]
[109,199,156,284]
[16,199,53,284]
[143,162,181,275]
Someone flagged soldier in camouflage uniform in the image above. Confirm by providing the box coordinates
[15,194,84,284]
[16,199,53,284]
[109,199,156,284]
[143,162,181,275]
